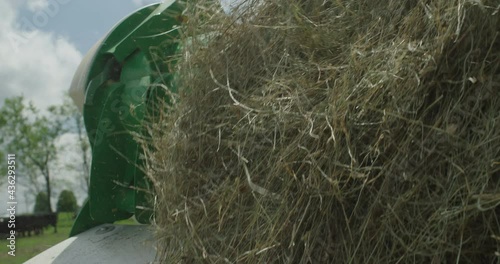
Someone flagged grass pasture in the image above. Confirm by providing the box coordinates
[0,213,138,264]
[0,212,73,264]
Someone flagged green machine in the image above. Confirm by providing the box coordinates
[25,1,232,263]
[68,1,183,236]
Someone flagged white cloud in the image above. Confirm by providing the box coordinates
[0,1,16,27]
[26,0,50,12]
[0,0,82,111]
[0,0,83,208]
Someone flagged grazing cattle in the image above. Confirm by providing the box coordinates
[0,213,58,237]
[0,218,9,238]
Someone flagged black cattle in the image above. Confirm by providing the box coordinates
[0,213,58,237]
[0,217,9,238]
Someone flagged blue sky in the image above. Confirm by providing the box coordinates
[0,0,160,110]
[0,0,238,213]
[0,0,240,110]
[0,0,160,213]
[16,0,161,54]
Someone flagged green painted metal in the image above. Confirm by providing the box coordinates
[70,0,184,236]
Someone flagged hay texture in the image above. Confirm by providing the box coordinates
[147,0,500,262]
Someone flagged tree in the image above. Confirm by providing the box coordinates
[0,96,67,213]
[57,190,78,213]
[34,192,50,213]
[56,96,91,193]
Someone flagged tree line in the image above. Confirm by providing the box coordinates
[0,96,89,214]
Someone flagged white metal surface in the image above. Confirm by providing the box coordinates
[24,224,157,264]
[68,37,104,113]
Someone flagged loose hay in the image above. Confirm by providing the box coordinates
[146,0,500,262]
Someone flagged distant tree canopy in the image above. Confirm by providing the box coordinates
[59,97,91,193]
[57,190,78,213]
[34,192,50,213]
[0,95,89,215]
[0,96,68,213]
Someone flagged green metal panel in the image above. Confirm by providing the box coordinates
[70,1,183,236]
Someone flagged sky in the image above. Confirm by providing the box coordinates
[0,0,161,214]
[0,0,160,111]
[0,0,238,214]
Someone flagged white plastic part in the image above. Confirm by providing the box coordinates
[68,38,104,113]
[24,224,157,264]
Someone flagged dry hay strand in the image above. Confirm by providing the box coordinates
[145,0,500,263]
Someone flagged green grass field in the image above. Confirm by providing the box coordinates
[0,213,138,264]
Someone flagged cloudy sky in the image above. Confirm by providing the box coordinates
[0,0,239,214]
[0,0,160,110]
[0,0,161,213]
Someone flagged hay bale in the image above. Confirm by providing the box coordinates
[146,0,500,262]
